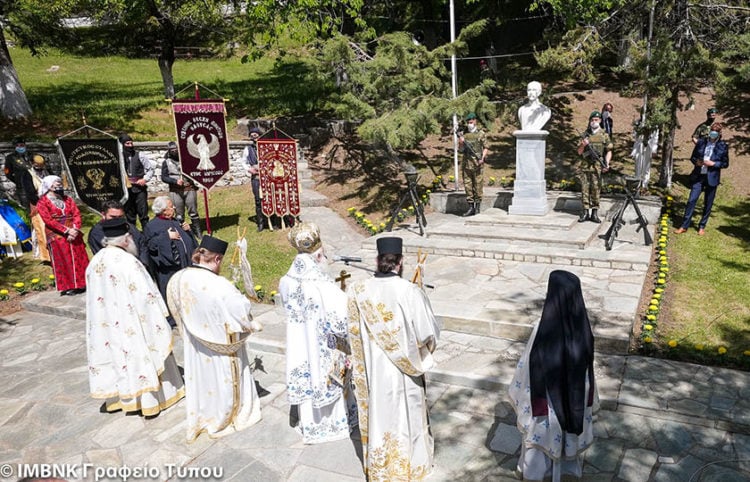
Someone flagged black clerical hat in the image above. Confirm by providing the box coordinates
[199,235,228,255]
[101,218,129,238]
[376,237,402,255]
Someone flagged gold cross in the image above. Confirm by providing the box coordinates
[335,270,351,291]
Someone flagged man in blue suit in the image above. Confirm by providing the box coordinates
[675,123,729,236]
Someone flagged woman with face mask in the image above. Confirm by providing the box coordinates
[36,175,90,295]
[675,123,730,236]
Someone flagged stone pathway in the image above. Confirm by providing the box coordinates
[1,200,749,481]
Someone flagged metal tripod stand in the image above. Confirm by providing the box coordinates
[385,171,427,236]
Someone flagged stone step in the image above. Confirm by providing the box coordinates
[426,213,601,250]
[361,233,652,270]
[300,187,328,207]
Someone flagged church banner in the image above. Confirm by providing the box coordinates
[172,99,230,190]
[257,132,300,220]
[56,137,126,215]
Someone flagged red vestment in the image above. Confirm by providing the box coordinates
[37,195,89,292]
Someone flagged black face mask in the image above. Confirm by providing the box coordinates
[168,150,178,160]
[53,188,65,197]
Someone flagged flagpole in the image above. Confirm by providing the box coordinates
[450,0,459,191]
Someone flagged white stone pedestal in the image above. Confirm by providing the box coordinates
[508,130,549,216]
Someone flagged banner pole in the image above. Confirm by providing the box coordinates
[203,189,212,235]
[192,82,213,235]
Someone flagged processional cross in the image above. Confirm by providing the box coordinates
[335,270,351,290]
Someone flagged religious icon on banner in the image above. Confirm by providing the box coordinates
[57,136,127,214]
[257,129,300,223]
[172,99,230,189]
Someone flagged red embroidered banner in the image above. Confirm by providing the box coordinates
[257,136,300,219]
[172,99,230,190]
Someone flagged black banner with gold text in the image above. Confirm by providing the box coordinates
[57,137,127,214]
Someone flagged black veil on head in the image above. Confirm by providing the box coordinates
[529,270,595,435]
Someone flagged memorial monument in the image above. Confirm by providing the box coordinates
[509,81,550,216]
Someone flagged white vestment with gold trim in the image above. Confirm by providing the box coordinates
[347,274,440,481]
[85,245,184,416]
[167,266,262,442]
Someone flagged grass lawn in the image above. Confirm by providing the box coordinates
[6,46,329,141]
[0,186,296,313]
[3,49,749,369]
[658,175,750,367]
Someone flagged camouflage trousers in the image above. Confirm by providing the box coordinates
[579,165,602,210]
[462,160,483,203]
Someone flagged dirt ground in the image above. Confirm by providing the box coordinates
[310,86,748,227]
[308,86,748,359]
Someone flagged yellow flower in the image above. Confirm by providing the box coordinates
[653,293,661,299]
[655,288,664,293]
[426,189,432,194]
[648,304,658,312]
[436,175,442,180]
[658,236,667,242]
[660,259,668,265]
[49,274,55,280]
[718,346,727,355]
[379,223,386,228]
[659,250,666,256]
[347,207,356,213]
[643,336,652,343]
[270,290,277,296]
[643,324,653,331]
[14,282,24,288]
[657,278,665,285]
[0,289,8,295]
[650,298,659,306]
[744,350,750,356]
[31,278,40,284]
[254,284,262,291]
[489,176,496,181]
[659,242,666,248]
[647,314,656,321]
[449,175,455,182]
[660,267,669,272]
[694,343,704,351]
[666,195,673,201]
[668,340,678,348]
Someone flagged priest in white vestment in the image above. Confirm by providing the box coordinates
[166,235,263,442]
[347,237,440,481]
[85,217,185,416]
[507,270,598,482]
[279,222,356,444]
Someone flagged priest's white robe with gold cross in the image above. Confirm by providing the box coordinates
[167,266,262,442]
[279,253,357,444]
[85,245,185,416]
[347,273,440,481]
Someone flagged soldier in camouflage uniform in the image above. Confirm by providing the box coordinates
[691,108,717,145]
[576,111,612,223]
[459,113,489,217]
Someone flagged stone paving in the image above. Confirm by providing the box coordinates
[1,200,749,481]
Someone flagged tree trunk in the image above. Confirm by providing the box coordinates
[0,28,32,119]
[158,53,175,99]
[658,126,675,189]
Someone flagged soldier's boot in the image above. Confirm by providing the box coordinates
[578,210,589,223]
[590,209,601,223]
[462,202,476,217]
[474,201,481,215]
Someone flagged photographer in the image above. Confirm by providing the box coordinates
[576,111,612,223]
[458,113,489,217]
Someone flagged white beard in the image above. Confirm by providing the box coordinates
[123,240,139,258]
